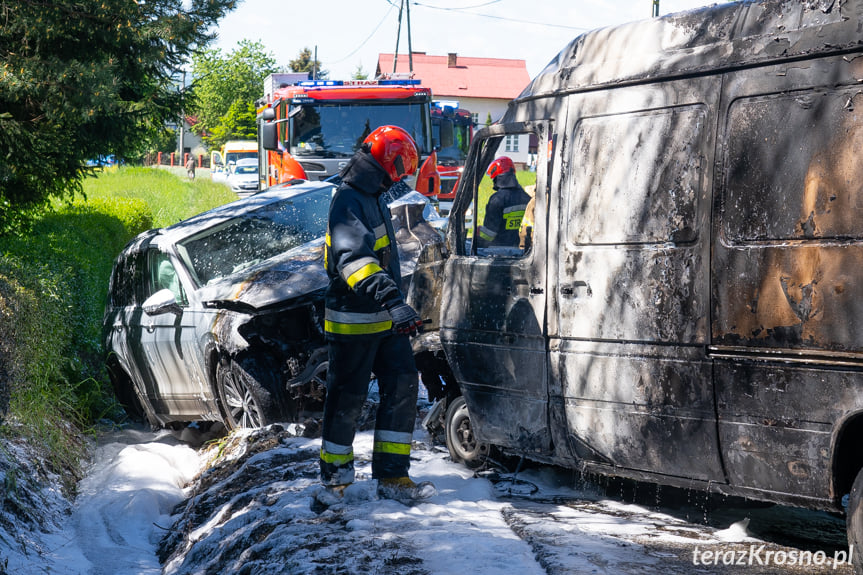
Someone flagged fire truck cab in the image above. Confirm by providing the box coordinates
[258,77,438,192]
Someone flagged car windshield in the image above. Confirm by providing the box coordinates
[177,189,332,286]
[233,165,257,175]
[289,102,430,158]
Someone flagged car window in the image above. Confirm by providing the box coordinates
[178,189,332,286]
[110,251,146,307]
[148,251,187,306]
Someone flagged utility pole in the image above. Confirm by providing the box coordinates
[393,0,404,74]
[406,0,414,73]
[313,45,318,80]
[177,69,186,159]
[652,0,659,17]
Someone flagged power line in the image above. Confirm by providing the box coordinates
[412,0,590,31]
[329,2,397,64]
[413,0,502,9]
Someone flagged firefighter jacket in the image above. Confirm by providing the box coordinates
[324,150,405,339]
[478,170,531,248]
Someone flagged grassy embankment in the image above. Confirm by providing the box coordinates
[0,166,235,490]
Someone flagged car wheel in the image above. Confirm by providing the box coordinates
[216,357,285,430]
[847,467,863,574]
[445,395,495,469]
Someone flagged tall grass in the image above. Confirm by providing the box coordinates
[0,166,237,491]
[82,166,237,228]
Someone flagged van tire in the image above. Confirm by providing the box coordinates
[445,395,495,469]
[847,467,863,575]
[216,357,285,430]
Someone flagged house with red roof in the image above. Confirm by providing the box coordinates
[376,52,533,165]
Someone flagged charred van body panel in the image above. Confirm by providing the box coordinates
[439,0,863,521]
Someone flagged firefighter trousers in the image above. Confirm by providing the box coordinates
[319,333,418,486]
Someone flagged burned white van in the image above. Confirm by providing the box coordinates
[429,0,863,565]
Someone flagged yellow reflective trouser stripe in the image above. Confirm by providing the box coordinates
[346,262,384,288]
[320,448,354,465]
[325,319,392,335]
[373,441,411,456]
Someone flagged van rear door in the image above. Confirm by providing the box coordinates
[550,78,725,481]
[441,122,552,455]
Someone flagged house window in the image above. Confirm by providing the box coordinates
[505,135,519,153]
[471,112,479,126]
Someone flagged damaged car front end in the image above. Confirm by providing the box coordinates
[103,181,446,430]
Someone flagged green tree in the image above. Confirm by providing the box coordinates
[0,0,235,235]
[352,64,369,80]
[289,47,328,80]
[188,40,277,150]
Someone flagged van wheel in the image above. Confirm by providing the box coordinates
[216,357,284,430]
[847,467,863,575]
[445,395,495,469]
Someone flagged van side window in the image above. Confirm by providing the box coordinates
[723,90,863,243]
[567,107,704,246]
[464,131,538,258]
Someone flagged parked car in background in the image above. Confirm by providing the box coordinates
[225,158,259,196]
[103,180,447,431]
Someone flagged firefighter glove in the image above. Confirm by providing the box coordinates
[387,302,423,336]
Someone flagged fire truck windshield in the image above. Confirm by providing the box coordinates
[289,102,431,159]
[433,118,470,165]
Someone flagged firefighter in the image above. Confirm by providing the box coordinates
[318,125,435,504]
[478,156,531,248]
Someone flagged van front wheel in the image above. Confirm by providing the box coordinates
[847,467,863,574]
[445,395,495,469]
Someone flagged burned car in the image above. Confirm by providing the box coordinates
[103,180,446,430]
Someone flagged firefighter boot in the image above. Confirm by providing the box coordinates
[377,477,436,505]
[312,483,351,511]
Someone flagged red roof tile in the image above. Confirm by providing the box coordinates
[376,53,530,100]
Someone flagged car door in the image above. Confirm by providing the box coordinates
[550,78,725,481]
[138,248,210,417]
[440,121,552,454]
[105,247,163,414]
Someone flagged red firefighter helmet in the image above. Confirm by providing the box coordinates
[363,125,419,182]
[486,156,514,180]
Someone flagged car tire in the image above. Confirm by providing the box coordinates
[445,395,495,469]
[216,357,286,430]
[847,467,863,574]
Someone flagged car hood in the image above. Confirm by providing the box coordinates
[197,238,328,311]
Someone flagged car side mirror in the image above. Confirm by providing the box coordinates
[143,289,182,316]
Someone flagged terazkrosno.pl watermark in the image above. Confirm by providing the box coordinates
[692,545,854,569]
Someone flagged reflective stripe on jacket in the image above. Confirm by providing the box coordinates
[324,151,404,338]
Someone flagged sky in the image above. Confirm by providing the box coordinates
[211,0,719,81]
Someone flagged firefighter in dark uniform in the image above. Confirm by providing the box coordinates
[318,125,435,504]
[478,156,531,248]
